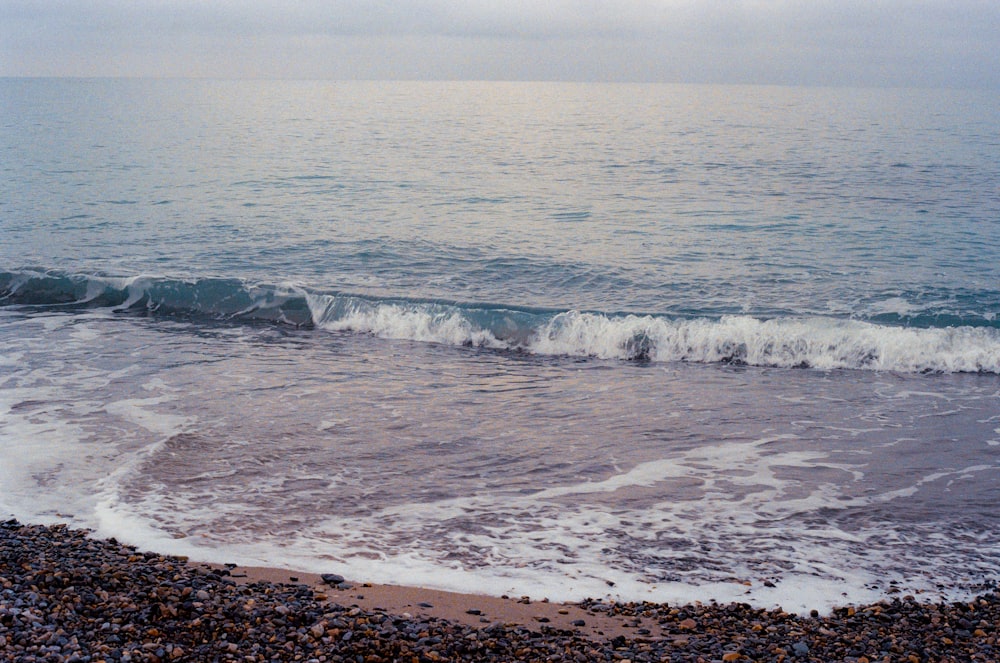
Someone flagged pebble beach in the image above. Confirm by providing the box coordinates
[5,79,1000,657]
[2,520,999,662]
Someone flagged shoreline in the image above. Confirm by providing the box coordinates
[213,563,670,641]
[3,520,999,662]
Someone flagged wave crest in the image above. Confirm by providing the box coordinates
[307,294,506,348]
[535,312,1000,373]
[4,268,1000,373]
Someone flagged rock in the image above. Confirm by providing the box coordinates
[320,573,345,586]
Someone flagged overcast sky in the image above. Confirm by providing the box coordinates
[2,1,998,87]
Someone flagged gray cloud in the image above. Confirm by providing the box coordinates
[1,0,998,86]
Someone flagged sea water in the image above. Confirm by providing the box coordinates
[2,79,999,613]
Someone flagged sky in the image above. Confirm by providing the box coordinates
[2,0,999,87]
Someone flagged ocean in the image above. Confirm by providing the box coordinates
[2,79,999,613]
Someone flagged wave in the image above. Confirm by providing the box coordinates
[0,269,314,325]
[4,268,1000,374]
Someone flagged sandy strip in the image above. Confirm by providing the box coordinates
[212,563,660,640]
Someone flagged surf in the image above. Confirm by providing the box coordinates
[4,268,1000,374]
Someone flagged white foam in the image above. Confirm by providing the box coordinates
[864,296,922,318]
[0,350,24,366]
[307,294,506,348]
[0,387,98,522]
[104,396,191,437]
[298,297,1000,374]
[0,314,195,539]
[5,394,987,616]
[97,410,992,614]
[117,275,159,310]
[90,496,246,564]
[290,294,1000,373]
[530,312,1000,373]
[117,431,920,614]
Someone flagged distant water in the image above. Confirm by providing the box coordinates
[2,79,1000,613]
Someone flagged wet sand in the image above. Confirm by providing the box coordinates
[222,564,661,640]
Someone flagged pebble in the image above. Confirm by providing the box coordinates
[319,573,345,586]
[3,520,1000,663]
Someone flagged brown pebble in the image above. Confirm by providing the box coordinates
[7,521,1000,663]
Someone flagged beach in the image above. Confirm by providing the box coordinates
[3,79,1000,659]
[3,520,998,662]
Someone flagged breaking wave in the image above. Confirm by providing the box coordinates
[4,268,1000,373]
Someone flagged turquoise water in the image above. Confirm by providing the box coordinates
[2,79,1000,611]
